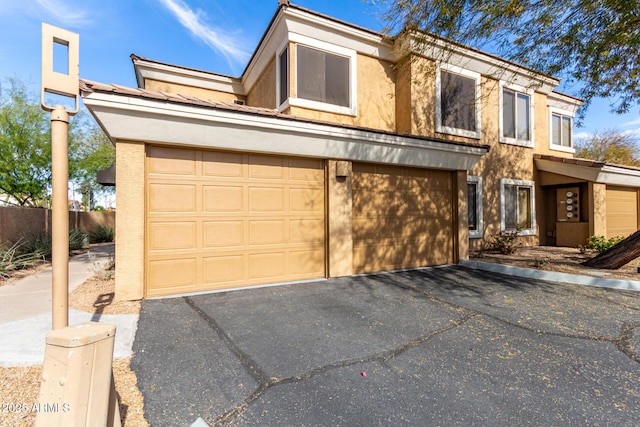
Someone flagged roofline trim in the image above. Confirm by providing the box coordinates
[82,90,488,171]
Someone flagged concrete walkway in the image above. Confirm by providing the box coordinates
[0,243,139,367]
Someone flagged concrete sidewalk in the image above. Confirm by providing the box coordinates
[0,243,139,367]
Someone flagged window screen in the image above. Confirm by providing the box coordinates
[279,48,288,105]
[440,71,476,132]
[297,45,349,107]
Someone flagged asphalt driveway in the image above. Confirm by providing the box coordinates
[131,265,640,426]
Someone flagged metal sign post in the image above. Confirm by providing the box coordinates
[41,23,79,329]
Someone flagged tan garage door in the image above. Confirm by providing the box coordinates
[352,163,454,274]
[606,185,638,238]
[145,146,325,297]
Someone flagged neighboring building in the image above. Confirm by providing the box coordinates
[82,1,640,299]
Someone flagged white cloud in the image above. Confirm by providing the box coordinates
[33,0,91,27]
[573,131,592,140]
[621,117,640,127]
[157,0,251,69]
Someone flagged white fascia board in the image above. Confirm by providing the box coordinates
[135,61,246,96]
[535,159,640,187]
[242,8,394,94]
[83,92,487,171]
[285,9,394,60]
[410,36,559,93]
[547,92,582,113]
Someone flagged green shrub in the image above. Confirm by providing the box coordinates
[89,225,115,243]
[69,229,89,251]
[586,235,624,253]
[490,230,520,255]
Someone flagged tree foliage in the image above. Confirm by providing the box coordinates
[381,0,640,117]
[0,78,115,208]
[574,129,640,167]
[0,78,51,206]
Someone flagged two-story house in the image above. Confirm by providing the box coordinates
[82,1,640,299]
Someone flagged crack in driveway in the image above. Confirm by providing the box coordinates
[184,295,477,426]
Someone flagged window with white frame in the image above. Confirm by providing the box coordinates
[550,109,573,150]
[500,84,533,147]
[278,47,289,106]
[500,179,536,235]
[297,45,350,107]
[467,176,483,238]
[436,65,482,139]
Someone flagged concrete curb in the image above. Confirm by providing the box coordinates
[460,259,640,292]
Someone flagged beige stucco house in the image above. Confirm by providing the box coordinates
[82,1,640,299]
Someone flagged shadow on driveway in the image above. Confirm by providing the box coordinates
[131,266,640,426]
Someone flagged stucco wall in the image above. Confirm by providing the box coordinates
[246,57,277,108]
[288,54,396,132]
[115,141,145,301]
[144,79,244,104]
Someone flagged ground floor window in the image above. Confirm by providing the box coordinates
[467,176,483,238]
[500,178,536,235]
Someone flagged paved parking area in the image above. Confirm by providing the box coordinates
[131,266,640,426]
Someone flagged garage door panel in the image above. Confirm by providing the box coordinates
[146,147,325,296]
[290,187,324,212]
[249,155,287,179]
[148,258,197,291]
[203,221,244,248]
[250,187,285,212]
[147,146,197,176]
[289,159,324,181]
[249,220,286,245]
[202,151,244,177]
[290,219,324,243]
[149,183,197,213]
[203,255,245,284]
[148,222,197,251]
[352,163,453,273]
[249,252,287,279]
[290,248,325,276]
[203,186,244,212]
[606,186,638,238]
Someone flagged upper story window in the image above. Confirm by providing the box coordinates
[297,45,349,107]
[277,35,357,116]
[500,83,534,147]
[550,108,573,152]
[436,65,482,139]
[278,47,288,106]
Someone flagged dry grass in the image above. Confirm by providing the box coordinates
[0,263,148,427]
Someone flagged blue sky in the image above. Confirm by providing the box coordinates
[1,0,639,138]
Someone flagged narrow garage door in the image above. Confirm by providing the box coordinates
[145,146,325,297]
[352,163,454,274]
[606,185,638,238]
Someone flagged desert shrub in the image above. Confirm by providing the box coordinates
[89,225,115,243]
[586,235,624,253]
[21,233,52,259]
[490,230,520,255]
[0,240,41,279]
[69,229,89,251]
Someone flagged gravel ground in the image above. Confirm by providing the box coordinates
[473,246,640,281]
[0,265,148,427]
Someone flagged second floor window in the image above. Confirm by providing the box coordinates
[551,113,572,148]
[502,90,531,144]
[436,66,481,139]
[297,45,350,108]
